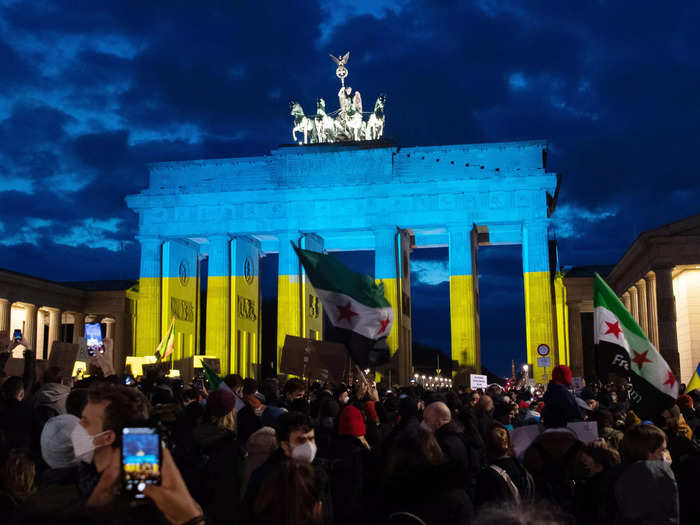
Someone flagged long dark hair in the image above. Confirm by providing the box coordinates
[254,460,323,525]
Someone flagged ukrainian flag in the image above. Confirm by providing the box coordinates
[687,362,700,393]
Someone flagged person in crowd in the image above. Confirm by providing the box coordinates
[242,411,331,524]
[252,459,324,525]
[615,423,679,525]
[21,414,83,516]
[523,387,583,512]
[493,401,517,430]
[189,387,245,524]
[475,394,495,437]
[32,366,71,418]
[280,377,306,409]
[542,365,581,425]
[329,405,372,525]
[475,423,534,508]
[380,419,474,525]
[572,440,622,524]
[597,408,624,451]
[315,397,340,459]
[242,426,277,497]
[237,378,286,444]
[223,373,246,412]
[0,450,36,512]
[656,405,697,470]
[676,395,699,436]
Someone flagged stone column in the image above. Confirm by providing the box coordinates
[654,266,681,378]
[622,292,631,312]
[0,298,11,332]
[24,304,37,353]
[136,237,162,356]
[206,235,231,372]
[522,220,555,384]
[448,228,479,372]
[629,287,639,323]
[105,319,115,340]
[568,301,584,377]
[48,308,62,356]
[276,233,302,372]
[636,280,649,336]
[645,272,659,348]
[72,313,85,344]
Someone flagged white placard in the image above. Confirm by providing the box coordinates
[537,356,551,367]
[470,373,488,389]
[511,421,599,459]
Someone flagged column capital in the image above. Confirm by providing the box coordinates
[644,271,656,282]
[136,236,163,248]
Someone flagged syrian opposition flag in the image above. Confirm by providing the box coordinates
[293,244,394,368]
[594,273,678,419]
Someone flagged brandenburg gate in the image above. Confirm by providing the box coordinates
[126,53,566,385]
[126,139,565,384]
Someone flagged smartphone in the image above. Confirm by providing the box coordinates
[122,427,161,499]
[85,323,104,357]
[13,329,22,343]
[125,375,135,386]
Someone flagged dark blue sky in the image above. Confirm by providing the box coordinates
[1,1,699,376]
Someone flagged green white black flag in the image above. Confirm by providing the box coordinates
[593,273,677,418]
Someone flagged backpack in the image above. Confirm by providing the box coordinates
[532,439,582,511]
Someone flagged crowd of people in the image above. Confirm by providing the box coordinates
[1,338,699,525]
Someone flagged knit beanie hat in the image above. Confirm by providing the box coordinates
[41,414,81,469]
[551,365,573,386]
[208,388,236,417]
[338,405,366,437]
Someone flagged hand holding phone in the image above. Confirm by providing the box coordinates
[85,323,104,357]
[122,427,161,499]
[13,329,22,343]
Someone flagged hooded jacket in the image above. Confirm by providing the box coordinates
[614,460,679,525]
[32,382,70,414]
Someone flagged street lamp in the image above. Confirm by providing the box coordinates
[522,364,529,380]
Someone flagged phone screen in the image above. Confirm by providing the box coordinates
[122,427,161,499]
[13,329,22,342]
[85,323,104,357]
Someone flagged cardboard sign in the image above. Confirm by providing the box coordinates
[281,335,350,384]
[537,356,551,367]
[3,358,50,380]
[48,342,80,380]
[470,374,488,389]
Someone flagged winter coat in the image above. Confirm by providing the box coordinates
[614,460,679,525]
[381,459,474,525]
[475,456,533,508]
[523,428,583,510]
[190,422,245,524]
[328,435,371,525]
[542,381,582,425]
[435,421,485,497]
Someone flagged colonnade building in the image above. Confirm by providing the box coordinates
[0,268,136,370]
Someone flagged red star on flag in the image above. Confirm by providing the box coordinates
[336,301,358,323]
[604,321,623,339]
[663,370,676,387]
[631,349,652,371]
[378,317,391,335]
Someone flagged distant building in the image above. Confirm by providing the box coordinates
[0,268,136,372]
[565,214,700,384]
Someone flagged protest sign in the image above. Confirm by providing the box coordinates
[281,335,350,384]
[511,420,600,458]
[48,342,80,380]
[470,374,488,390]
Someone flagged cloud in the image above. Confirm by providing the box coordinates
[553,204,617,239]
[53,217,128,252]
[411,259,449,286]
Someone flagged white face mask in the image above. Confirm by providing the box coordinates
[291,440,317,463]
[71,424,109,463]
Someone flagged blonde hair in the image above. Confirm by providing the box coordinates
[215,409,237,431]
